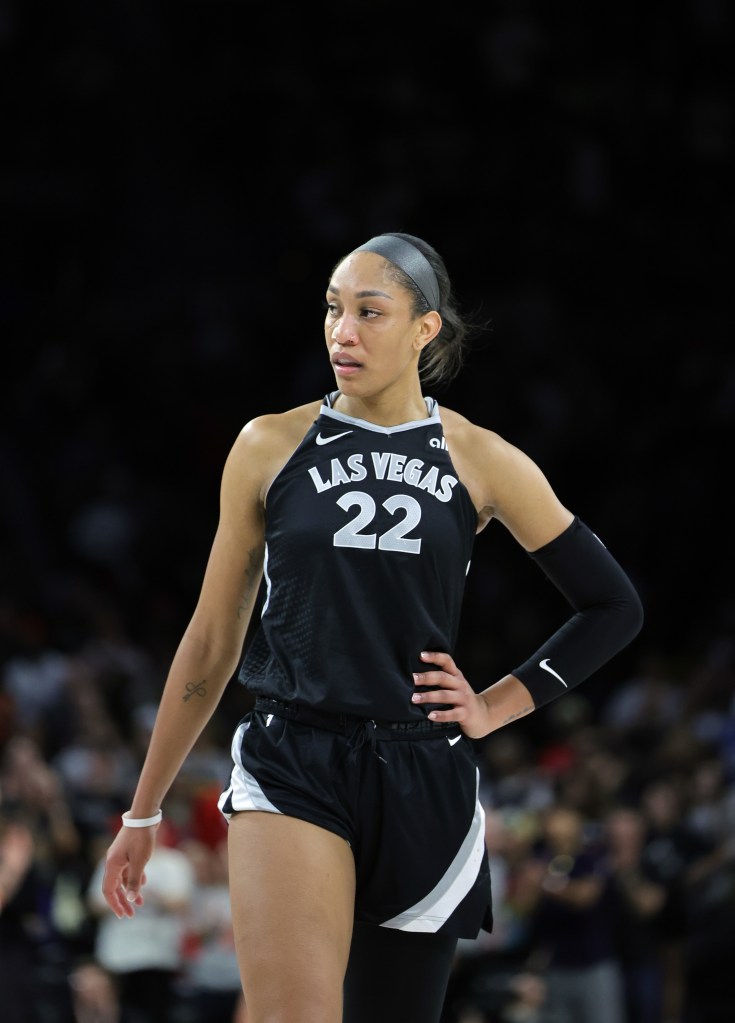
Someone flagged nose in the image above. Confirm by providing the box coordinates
[332,314,358,346]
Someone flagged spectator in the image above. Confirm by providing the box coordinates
[525,805,625,1023]
[443,807,545,1022]
[0,806,37,1023]
[68,959,121,1023]
[603,805,668,1023]
[636,774,730,1022]
[176,838,244,1023]
[1,609,73,745]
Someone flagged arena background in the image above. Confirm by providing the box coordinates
[3,1,732,713]
[1,2,733,1021]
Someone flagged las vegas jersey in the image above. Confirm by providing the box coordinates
[237,392,478,721]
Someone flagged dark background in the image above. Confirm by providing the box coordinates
[1,4,734,1022]
[2,1,732,719]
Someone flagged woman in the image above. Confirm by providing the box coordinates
[101,232,643,1023]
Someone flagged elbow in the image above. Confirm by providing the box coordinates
[606,592,644,655]
[622,588,645,644]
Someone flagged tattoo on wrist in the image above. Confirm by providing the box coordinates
[183,680,207,702]
[502,706,533,726]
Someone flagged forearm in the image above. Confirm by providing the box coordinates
[511,517,644,708]
[128,629,242,816]
[478,675,535,733]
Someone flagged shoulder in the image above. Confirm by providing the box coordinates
[234,400,322,453]
[437,404,572,548]
[438,404,531,485]
[224,400,322,502]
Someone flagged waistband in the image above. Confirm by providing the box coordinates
[254,696,462,742]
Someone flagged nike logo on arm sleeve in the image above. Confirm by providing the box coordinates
[539,659,567,687]
[510,516,644,710]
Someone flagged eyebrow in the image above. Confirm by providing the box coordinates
[327,284,394,301]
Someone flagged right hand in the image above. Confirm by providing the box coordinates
[101,823,157,918]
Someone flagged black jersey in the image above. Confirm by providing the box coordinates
[238,392,478,720]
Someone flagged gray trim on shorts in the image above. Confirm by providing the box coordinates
[379,769,486,933]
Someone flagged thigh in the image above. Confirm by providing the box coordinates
[228,810,356,1023]
[343,921,457,1023]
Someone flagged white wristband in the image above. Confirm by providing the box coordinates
[122,810,163,828]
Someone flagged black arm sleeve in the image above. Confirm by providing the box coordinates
[511,516,644,709]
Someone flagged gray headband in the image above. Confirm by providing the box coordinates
[354,235,441,312]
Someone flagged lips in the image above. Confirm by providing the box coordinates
[332,354,363,375]
[332,355,363,368]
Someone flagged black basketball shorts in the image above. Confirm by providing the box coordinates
[218,697,493,939]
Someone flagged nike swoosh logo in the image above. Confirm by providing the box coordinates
[539,659,568,687]
[315,430,353,445]
[448,735,462,746]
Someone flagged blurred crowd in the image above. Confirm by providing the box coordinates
[2,1,734,1021]
[1,602,735,1023]
[0,598,246,1023]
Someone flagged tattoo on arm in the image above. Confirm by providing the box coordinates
[237,543,265,620]
[183,680,207,702]
[501,705,534,727]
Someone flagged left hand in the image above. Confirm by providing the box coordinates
[412,650,492,739]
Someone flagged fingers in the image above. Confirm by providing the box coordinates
[122,864,147,906]
[102,867,137,919]
[103,874,145,918]
[412,687,456,706]
[412,650,476,724]
[413,650,466,696]
[413,656,470,717]
[419,650,458,674]
[412,650,494,740]
[101,841,151,919]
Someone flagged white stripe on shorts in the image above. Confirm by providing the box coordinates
[379,768,486,933]
[217,718,283,819]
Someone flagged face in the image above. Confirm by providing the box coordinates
[324,251,440,400]
[543,807,582,852]
[605,809,644,854]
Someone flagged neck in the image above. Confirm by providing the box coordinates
[333,388,430,427]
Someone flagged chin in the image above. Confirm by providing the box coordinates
[332,374,366,394]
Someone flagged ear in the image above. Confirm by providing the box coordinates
[413,311,442,352]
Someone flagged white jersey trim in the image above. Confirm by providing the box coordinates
[320,392,440,435]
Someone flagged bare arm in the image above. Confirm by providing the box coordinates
[101,418,274,917]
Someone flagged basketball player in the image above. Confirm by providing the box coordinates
[101,233,644,1023]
